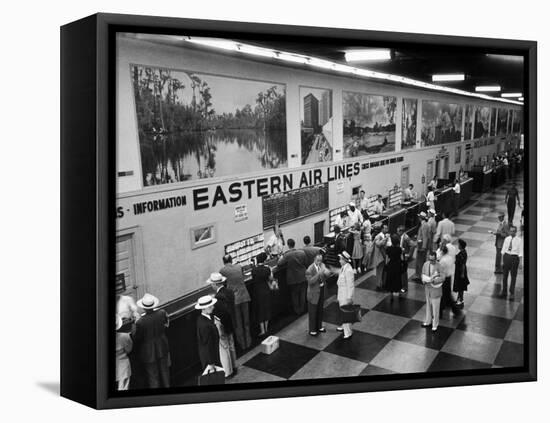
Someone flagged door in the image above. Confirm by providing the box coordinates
[314,220,325,245]
[400,165,410,188]
[426,160,434,189]
[116,233,138,300]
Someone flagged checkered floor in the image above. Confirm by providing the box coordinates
[228,175,525,384]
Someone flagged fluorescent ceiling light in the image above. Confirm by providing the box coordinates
[345,49,391,62]
[501,93,523,98]
[182,37,522,105]
[432,74,465,82]
[518,97,524,101]
[475,85,501,92]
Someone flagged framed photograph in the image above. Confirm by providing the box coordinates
[61,13,536,409]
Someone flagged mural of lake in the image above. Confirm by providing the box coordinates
[140,129,287,185]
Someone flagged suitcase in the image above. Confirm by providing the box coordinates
[261,335,280,355]
[198,368,226,386]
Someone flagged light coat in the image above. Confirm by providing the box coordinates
[337,263,355,306]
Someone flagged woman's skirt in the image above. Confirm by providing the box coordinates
[352,240,364,260]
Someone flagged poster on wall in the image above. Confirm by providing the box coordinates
[507,110,513,134]
[401,98,417,150]
[474,106,491,138]
[497,108,508,136]
[464,104,473,140]
[420,101,463,146]
[300,87,333,164]
[490,107,497,136]
[343,92,397,157]
[131,65,287,186]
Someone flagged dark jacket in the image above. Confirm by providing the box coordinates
[306,262,328,304]
[303,245,322,267]
[133,309,170,364]
[219,263,251,305]
[278,248,307,285]
[196,314,221,370]
[214,286,235,334]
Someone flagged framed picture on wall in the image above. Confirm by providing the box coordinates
[61,13,537,409]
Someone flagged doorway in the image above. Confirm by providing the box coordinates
[116,230,145,300]
[400,165,410,188]
[314,220,325,245]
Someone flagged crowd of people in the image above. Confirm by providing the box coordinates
[115,166,523,389]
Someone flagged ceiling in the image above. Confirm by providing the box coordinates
[237,39,525,98]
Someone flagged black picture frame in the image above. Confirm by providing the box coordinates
[61,13,537,409]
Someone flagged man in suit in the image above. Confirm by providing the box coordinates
[501,226,523,300]
[219,255,251,351]
[427,209,438,252]
[195,295,222,373]
[397,225,415,293]
[278,238,308,315]
[372,223,389,290]
[303,235,322,267]
[305,252,330,336]
[133,293,171,389]
[207,272,237,377]
[333,225,347,256]
[490,212,509,274]
[415,212,432,281]
[434,211,455,247]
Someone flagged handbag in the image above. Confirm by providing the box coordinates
[340,303,362,323]
[198,367,226,386]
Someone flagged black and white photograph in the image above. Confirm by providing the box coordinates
[110,29,531,396]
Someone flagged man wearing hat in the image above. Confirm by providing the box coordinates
[427,209,438,252]
[278,238,308,315]
[489,212,510,274]
[195,295,222,374]
[133,293,171,389]
[415,211,432,281]
[115,316,133,391]
[206,272,237,377]
[347,201,363,227]
[220,254,251,351]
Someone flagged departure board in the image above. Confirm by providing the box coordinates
[388,187,402,208]
[263,183,329,229]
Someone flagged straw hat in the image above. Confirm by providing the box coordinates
[338,251,352,263]
[418,211,428,219]
[349,201,356,207]
[137,293,160,310]
[115,315,123,331]
[195,295,217,310]
[206,272,227,285]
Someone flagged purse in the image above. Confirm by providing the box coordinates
[198,367,226,386]
[340,303,362,323]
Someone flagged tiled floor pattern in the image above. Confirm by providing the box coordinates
[228,176,525,384]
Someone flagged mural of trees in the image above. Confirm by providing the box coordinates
[401,98,417,150]
[420,101,463,146]
[464,105,473,140]
[474,106,491,139]
[131,65,287,185]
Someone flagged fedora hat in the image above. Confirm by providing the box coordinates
[206,272,227,285]
[115,315,123,331]
[418,211,427,219]
[195,295,217,310]
[137,293,160,310]
[428,209,436,216]
[338,251,352,263]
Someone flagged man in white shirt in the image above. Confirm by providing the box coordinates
[426,186,436,212]
[359,190,369,212]
[501,226,523,300]
[435,212,455,247]
[403,184,414,202]
[373,195,385,215]
[347,201,363,227]
[453,179,461,217]
[266,226,285,257]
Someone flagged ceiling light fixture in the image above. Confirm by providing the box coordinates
[501,93,523,98]
[518,97,524,101]
[475,85,501,92]
[344,49,391,62]
[432,74,465,82]
[182,37,522,105]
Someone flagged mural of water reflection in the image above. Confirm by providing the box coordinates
[131,65,287,186]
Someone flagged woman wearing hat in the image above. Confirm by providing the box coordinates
[195,295,222,375]
[336,251,355,339]
[134,293,171,389]
[115,316,133,390]
[251,252,275,337]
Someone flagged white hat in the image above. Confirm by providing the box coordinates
[195,295,218,310]
[137,293,160,310]
[115,315,123,331]
[338,251,352,263]
[428,209,436,215]
[206,272,227,285]
[418,211,427,219]
[349,201,356,207]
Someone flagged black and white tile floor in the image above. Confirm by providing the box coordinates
[228,175,525,384]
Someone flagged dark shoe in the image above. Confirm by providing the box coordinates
[494,270,503,274]
[343,334,353,340]
[318,327,326,333]
[421,322,431,328]
[400,289,407,294]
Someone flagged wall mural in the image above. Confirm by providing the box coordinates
[401,98,417,150]
[420,101,463,146]
[497,108,509,136]
[506,110,513,134]
[474,106,491,138]
[512,109,523,134]
[464,104,473,140]
[300,87,333,164]
[131,65,287,186]
[490,107,497,136]
[343,92,397,157]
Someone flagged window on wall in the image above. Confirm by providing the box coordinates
[401,98,418,150]
[299,86,333,165]
[130,65,287,187]
[190,223,217,250]
[421,101,463,147]
[342,91,397,158]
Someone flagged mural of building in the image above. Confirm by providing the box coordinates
[304,93,319,129]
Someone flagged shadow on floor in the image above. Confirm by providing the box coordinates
[36,381,60,396]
